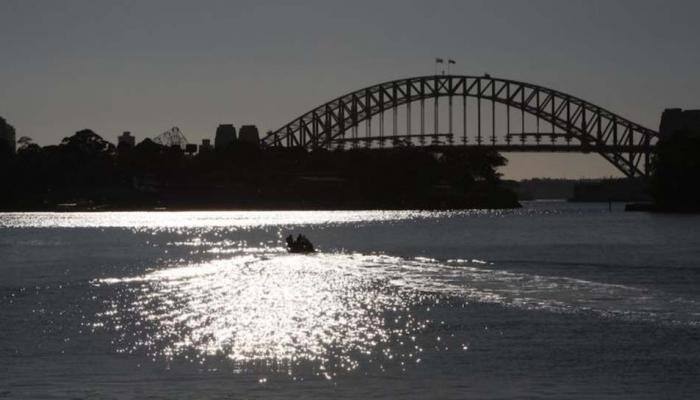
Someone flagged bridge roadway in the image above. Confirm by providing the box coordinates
[328,134,650,153]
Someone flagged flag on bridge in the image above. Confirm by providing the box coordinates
[435,58,444,63]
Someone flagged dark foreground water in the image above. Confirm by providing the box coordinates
[1,202,699,399]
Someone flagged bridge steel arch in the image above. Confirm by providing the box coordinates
[261,75,659,177]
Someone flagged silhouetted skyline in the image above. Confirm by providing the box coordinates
[2,0,699,178]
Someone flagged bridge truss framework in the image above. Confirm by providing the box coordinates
[261,75,659,177]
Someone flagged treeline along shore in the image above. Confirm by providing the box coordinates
[0,129,520,211]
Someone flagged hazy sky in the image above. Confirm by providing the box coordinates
[1,0,699,179]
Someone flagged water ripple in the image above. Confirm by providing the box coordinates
[92,248,699,377]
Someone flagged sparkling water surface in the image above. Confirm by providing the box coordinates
[1,202,699,399]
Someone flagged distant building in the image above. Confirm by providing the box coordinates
[0,116,16,153]
[238,125,260,145]
[659,108,700,137]
[118,131,135,148]
[199,139,213,153]
[215,124,236,149]
[185,143,198,155]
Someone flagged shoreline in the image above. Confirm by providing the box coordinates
[0,203,522,213]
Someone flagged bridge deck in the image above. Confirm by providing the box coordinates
[329,135,648,153]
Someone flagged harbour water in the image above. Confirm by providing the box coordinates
[1,202,699,399]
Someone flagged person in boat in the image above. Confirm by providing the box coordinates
[286,233,315,253]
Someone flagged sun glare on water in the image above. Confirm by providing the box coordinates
[95,251,429,375]
[81,212,699,379]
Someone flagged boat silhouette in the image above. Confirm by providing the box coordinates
[286,234,315,253]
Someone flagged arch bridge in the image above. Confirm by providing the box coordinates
[261,75,659,177]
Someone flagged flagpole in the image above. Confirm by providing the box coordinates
[435,58,444,76]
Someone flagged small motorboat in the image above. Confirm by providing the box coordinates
[286,234,315,253]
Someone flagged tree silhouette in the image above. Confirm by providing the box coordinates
[0,128,518,210]
[60,129,115,155]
